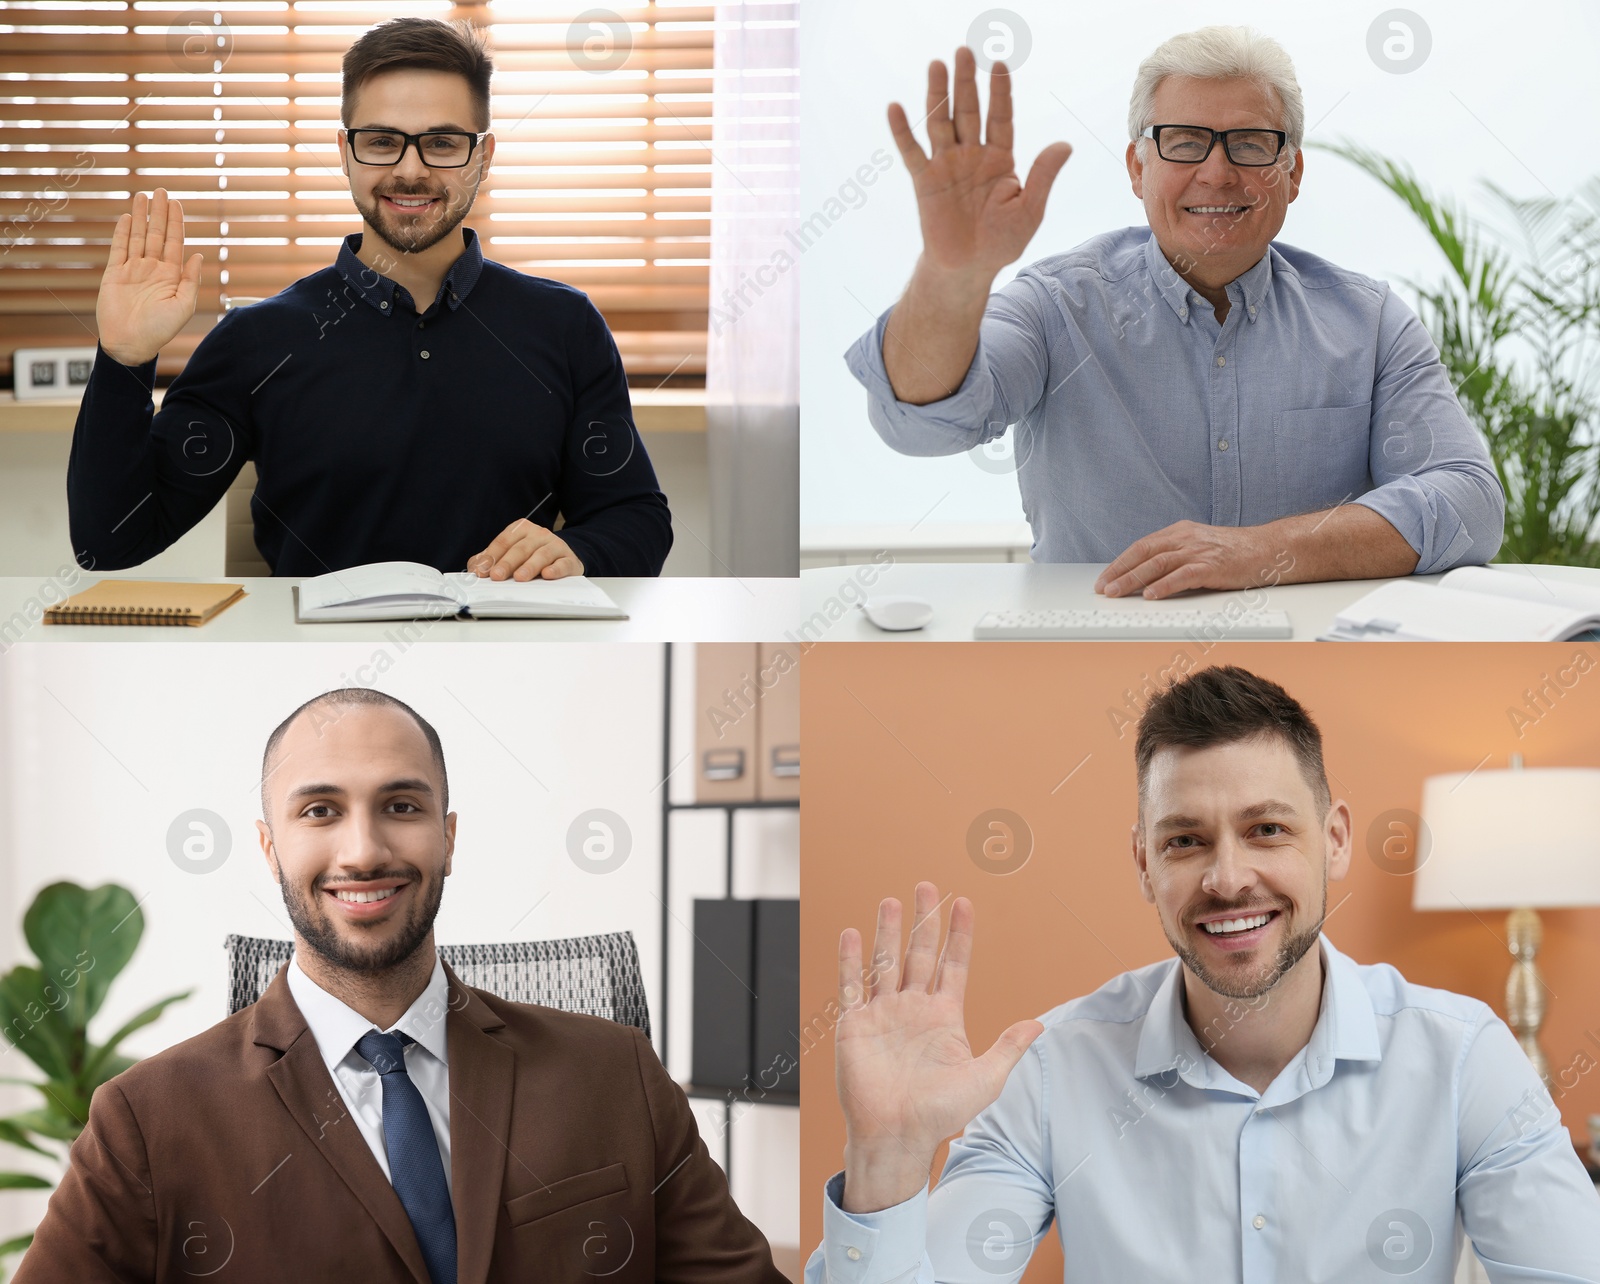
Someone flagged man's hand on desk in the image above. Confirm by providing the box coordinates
[836,882,1043,1215]
[1095,520,1277,600]
[468,519,585,581]
[1094,506,1421,599]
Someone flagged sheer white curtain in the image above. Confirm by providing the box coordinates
[706,0,800,576]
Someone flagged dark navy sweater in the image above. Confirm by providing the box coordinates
[67,228,673,576]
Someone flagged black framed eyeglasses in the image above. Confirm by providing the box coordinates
[346,128,489,169]
[1141,125,1288,167]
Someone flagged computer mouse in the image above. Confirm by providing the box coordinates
[860,595,933,632]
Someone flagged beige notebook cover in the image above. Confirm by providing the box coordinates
[44,580,246,627]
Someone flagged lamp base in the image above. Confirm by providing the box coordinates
[1506,907,1550,1088]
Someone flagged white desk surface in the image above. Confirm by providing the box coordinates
[0,575,802,644]
[799,561,1600,642]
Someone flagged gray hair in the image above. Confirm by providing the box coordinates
[1128,26,1303,162]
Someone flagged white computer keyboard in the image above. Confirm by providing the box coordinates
[972,606,1294,640]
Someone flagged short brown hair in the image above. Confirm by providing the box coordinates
[1134,665,1329,816]
[342,17,493,133]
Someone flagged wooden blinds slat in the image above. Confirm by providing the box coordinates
[0,0,713,382]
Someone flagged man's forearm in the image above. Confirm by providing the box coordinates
[881,258,995,405]
[1261,503,1420,584]
[66,349,169,571]
[840,1140,934,1215]
[557,497,673,577]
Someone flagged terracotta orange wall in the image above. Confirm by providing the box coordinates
[798,642,1600,1276]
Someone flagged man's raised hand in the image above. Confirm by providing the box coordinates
[887,47,1072,284]
[95,189,204,367]
[835,881,1043,1213]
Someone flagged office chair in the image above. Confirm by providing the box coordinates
[223,931,651,1036]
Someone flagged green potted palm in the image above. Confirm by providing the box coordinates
[1315,139,1600,565]
[0,882,191,1276]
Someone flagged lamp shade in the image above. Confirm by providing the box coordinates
[1414,768,1600,910]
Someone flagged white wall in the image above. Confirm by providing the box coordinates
[0,642,798,1254]
[799,0,1600,537]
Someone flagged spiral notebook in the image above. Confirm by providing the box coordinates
[43,580,246,627]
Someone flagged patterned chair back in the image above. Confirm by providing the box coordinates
[223,931,651,1036]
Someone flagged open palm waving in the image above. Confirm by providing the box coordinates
[95,188,204,366]
[880,49,1071,403]
[887,48,1071,280]
[835,881,1043,1213]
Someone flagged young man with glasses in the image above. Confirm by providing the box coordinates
[71,18,672,580]
[846,26,1504,598]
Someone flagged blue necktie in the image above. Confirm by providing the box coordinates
[355,1030,457,1284]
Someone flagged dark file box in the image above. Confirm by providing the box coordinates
[691,897,799,1099]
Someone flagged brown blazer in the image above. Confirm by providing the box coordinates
[16,962,786,1283]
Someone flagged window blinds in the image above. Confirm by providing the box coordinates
[0,0,712,384]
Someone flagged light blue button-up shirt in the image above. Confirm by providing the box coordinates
[805,937,1600,1282]
[844,229,1506,574]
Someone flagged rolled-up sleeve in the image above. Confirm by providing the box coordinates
[842,274,1056,458]
[1350,290,1506,574]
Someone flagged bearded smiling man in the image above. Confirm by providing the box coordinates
[16,688,784,1283]
[805,666,1600,1283]
[68,17,672,580]
[845,26,1505,598]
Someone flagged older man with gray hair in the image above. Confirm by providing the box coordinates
[844,27,1505,598]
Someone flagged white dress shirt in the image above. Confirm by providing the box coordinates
[807,936,1600,1283]
[286,953,454,1195]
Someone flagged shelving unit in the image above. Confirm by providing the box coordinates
[658,643,800,1182]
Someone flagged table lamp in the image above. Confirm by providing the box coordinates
[1415,756,1600,1086]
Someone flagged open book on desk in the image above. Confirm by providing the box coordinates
[294,561,627,622]
[1322,566,1600,641]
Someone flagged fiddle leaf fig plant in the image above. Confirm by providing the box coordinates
[0,882,191,1275]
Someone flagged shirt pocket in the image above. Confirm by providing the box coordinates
[505,1161,629,1228]
[1271,402,1373,511]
